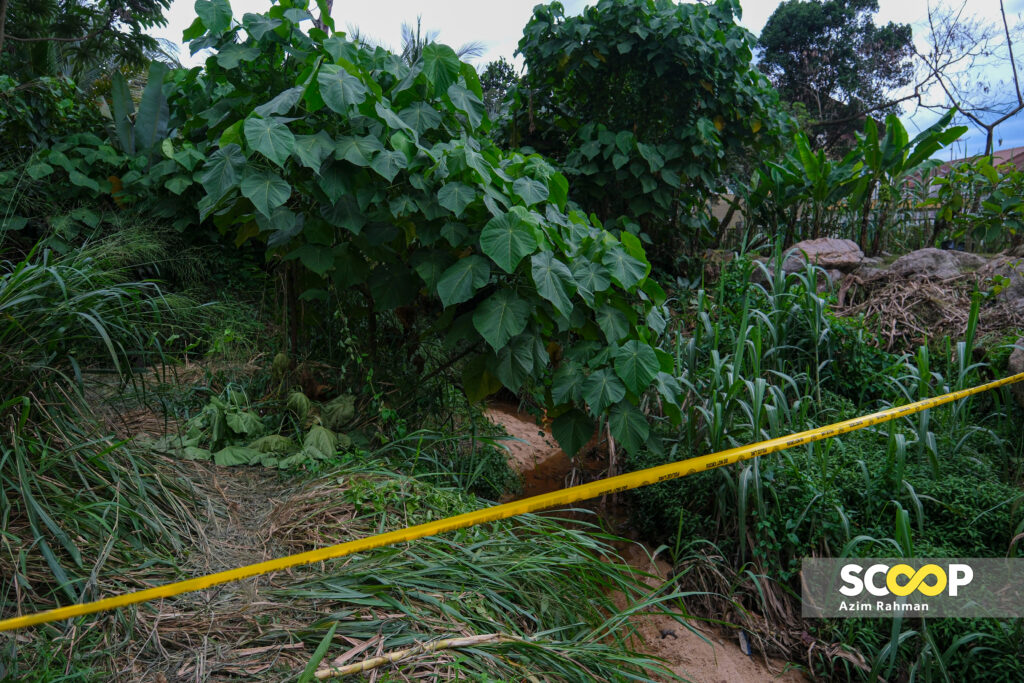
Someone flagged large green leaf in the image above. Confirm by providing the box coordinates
[244,116,295,167]
[551,409,594,457]
[196,0,233,34]
[68,170,99,192]
[240,168,291,217]
[292,131,334,171]
[318,63,369,113]
[447,82,486,129]
[602,245,648,289]
[463,354,503,403]
[530,252,574,318]
[134,62,169,153]
[201,144,246,201]
[480,208,538,273]
[653,371,682,404]
[242,12,281,40]
[513,177,549,206]
[399,102,442,133]
[370,150,407,182]
[613,340,659,394]
[411,251,452,289]
[551,363,584,405]
[421,43,461,95]
[226,411,263,436]
[571,260,611,305]
[216,44,261,69]
[491,335,535,390]
[438,182,476,217]
[581,368,626,415]
[255,86,304,117]
[608,401,649,454]
[472,290,531,351]
[548,172,569,210]
[335,135,383,166]
[213,445,263,467]
[110,71,135,154]
[321,196,365,234]
[636,142,664,172]
[374,101,415,134]
[286,244,334,276]
[436,255,490,307]
[595,304,630,343]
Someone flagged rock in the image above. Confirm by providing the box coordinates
[1007,337,1024,410]
[888,248,986,280]
[782,238,864,274]
[853,256,888,281]
[977,255,1024,311]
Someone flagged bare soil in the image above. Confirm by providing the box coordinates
[485,402,808,683]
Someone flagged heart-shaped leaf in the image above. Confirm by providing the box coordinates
[608,401,649,454]
[318,63,368,113]
[613,340,659,394]
[551,409,594,457]
[480,208,538,273]
[438,182,476,217]
[244,116,295,167]
[436,255,490,308]
[472,290,531,351]
[531,251,574,318]
[582,368,626,415]
[240,168,291,217]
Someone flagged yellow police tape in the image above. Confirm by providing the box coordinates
[2,371,1023,632]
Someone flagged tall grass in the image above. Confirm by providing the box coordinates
[0,241,164,397]
[627,246,1024,679]
[271,465,686,681]
[0,241,200,658]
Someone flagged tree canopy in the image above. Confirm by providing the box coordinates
[513,0,784,262]
[0,0,172,80]
[757,0,914,151]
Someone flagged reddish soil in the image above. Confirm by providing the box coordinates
[484,402,808,683]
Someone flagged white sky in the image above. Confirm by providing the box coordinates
[151,0,1024,155]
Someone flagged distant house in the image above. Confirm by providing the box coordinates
[932,146,1024,176]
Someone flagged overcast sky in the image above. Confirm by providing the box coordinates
[151,0,1024,156]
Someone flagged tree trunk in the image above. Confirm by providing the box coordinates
[858,179,877,251]
[870,202,891,256]
[313,0,334,33]
[0,0,8,56]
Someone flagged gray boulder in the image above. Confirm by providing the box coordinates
[977,255,1024,311]
[783,238,864,274]
[888,248,986,280]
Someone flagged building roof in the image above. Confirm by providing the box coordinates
[935,145,1024,174]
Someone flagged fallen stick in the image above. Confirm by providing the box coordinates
[314,632,523,679]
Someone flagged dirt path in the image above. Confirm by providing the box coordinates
[484,402,807,683]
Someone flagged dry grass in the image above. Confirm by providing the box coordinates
[836,271,1024,351]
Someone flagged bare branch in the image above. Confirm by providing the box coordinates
[1000,0,1023,106]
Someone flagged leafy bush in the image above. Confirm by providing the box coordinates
[160,0,676,456]
[925,155,1024,250]
[513,0,785,259]
[0,75,102,152]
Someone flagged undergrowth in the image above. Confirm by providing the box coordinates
[626,250,1024,680]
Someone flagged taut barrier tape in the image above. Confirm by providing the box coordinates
[3,372,1023,633]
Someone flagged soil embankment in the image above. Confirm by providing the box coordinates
[485,401,807,683]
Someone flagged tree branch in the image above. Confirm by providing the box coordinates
[810,90,924,128]
[5,7,115,45]
[1000,0,1023,106]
